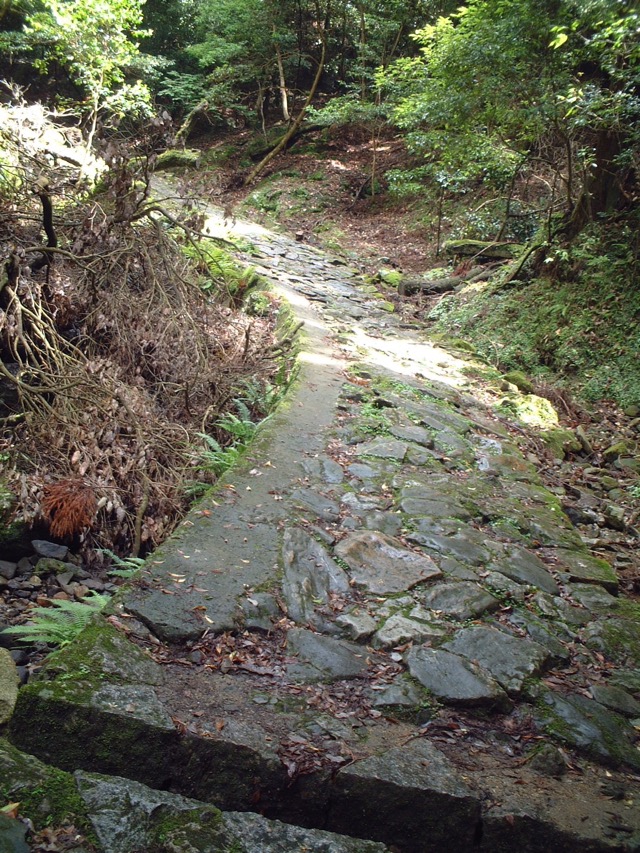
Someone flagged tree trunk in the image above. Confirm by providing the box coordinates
[568,130,623,234]
[398,264,499,297]
[273,24,290,123]
[244,29,326,186]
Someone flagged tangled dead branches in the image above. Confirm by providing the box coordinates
[0,98,294,561]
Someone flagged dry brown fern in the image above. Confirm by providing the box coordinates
[41,479,97,539]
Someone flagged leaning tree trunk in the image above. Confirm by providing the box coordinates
[273,24,290,123]
[244,33,326,186]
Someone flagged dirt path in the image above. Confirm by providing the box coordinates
[5,183,640,852]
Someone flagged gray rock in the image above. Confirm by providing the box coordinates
[371,676,430,722]
[476,450,540,482]
[482,571,526,600]
[347,462,380,479]
[340,492,384,515]
[356,437,408,461]
[582,616,640,665]
[444,625,549,696]
[282,527,350,629]
[569,584,618,612]
[362,510,402,536]
[31,540,68,560]
[407,646,510,710]
[91,684,174,729]
[0,560,17,580]
[336,610,377,640]
[589,684,640,717]
[415,402,471,434]
[538,690,640,770]
[0,813,29,853]
[610,669,640,695]
[432,429,472,456]
[423,581,499,620]
[329,738,480,852]
[301,455,344,484]
[374,614,446,648]
[527,743,567,778]
[507,610,571,666]
[389,423,434,446]
[287,628,371,682]
[532,591,591,628]
[239,593,280,631]
[290,488,341,522]
[76,770,389,853]
[222,810,390,852]
[397,478,473,520]
[62,615,164,686]
[335,530,441,594]
[552,550,619,594]
[407,522,491,566]
[490,545,559,594]
[0,648,19,724]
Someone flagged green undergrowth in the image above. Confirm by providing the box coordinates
[428,220,640,408]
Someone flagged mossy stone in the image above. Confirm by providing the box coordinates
[542,427,582,459]
[502,371,534,394]
[603,440,630,463]
[498,394,559,428]
[378,269,402,287]
[154,149,200,170]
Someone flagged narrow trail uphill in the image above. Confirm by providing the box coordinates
[4,178,640,853]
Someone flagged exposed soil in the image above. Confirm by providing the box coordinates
[189,126,437,274]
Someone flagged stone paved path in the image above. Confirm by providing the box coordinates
[6,181,640,852]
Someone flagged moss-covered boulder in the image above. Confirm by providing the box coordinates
[542,427,582,459]
[501,371,534,394]
[498,393,559,428]
[154,149,200,171]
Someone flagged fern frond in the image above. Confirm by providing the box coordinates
[3,592,109,647]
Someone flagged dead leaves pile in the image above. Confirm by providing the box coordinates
[1,147,286,559]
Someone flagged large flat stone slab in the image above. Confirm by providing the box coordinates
[282,527,350,629]
[490,544,560,594]
[444,626,549,696]
[286,627,371,682]
[356,437,408,461]
[334,530,441,594]
[124,515,281,640]
[423,581,499,620]
[77,771,390,853]
[407,646,510,711]
[329,739,480,852]
[538,690,640,771]
[553,550,619,594]
[398,481,473,520]
[290,487,341,522]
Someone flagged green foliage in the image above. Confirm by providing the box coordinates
[195,397,272,477]
[3,593,109,647]
[429,220,640,407]
[217,399,261,442]
[156,70,209,112]
[381,0,640,225]
[237,377,286,419]
[183,242,264,306]
[196,433,244,476]
[308,95,388,128]
[99,548,146,578]
[25,0,152,121]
